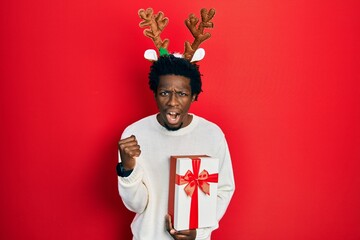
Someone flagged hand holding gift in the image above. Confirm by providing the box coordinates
[165,214,196,240]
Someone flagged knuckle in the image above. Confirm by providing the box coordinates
[124,147,131,154]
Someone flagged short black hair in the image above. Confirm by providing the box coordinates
[148,54,203,100]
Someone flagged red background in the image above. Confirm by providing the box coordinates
[1,0,360,239]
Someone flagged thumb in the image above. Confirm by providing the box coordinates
[165,214,177,235]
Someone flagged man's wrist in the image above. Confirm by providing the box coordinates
[116,162,134,177]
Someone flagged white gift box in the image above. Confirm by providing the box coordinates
[168,155,219,231]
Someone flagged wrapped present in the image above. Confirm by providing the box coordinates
[168,155,219,231]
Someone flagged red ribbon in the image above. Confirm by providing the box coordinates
[175,158,218,229]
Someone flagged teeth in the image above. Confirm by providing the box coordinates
[167,112,179,123]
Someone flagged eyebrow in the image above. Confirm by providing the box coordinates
[158,88,189,91]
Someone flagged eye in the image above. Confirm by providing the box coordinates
[177,92,189,97]
[159,91,170,96]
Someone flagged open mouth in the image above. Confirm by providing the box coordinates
[166,112,181,125]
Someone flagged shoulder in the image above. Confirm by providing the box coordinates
[121,115,157,138]
[193,115,225,137]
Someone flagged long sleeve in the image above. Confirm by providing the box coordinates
[215,137,235,221]
[118,153,149,214]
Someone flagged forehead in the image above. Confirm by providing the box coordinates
[158,75,191,90]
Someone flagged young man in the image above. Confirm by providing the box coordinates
[117,55,235,240]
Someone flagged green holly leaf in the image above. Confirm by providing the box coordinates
[159,48,169,56]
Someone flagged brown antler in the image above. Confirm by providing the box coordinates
[183,8,216,61]
[138,8,169,50]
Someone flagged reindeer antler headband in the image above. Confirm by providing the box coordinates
[138,8,216,62]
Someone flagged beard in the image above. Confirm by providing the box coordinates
[163,122,183,131]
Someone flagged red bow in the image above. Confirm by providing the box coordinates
[176,169,218,197]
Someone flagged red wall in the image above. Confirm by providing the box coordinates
[1,0,360,239]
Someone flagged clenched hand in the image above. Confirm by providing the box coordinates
[118,135,141,170]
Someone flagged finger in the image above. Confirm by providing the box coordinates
[165,215,171,232]
[121,145,140,152]
[128,149,141,158]
[175,230,189,235]
[165,214,177,235]
[118,141,140,152]
[118,135,137,144]
[172,232,188,240]
[118,140,138,150]
[173,228,196,239]
[165,214,174,231]
[122,144,140,153]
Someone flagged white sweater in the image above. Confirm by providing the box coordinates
[118,114,235,240]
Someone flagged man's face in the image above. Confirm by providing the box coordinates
[155,74,196,131]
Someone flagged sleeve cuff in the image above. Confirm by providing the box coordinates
[116,162,133,177]
[118,163,143,186]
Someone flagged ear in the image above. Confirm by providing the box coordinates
[191,94,197,102]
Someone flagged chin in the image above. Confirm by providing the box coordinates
[164,122,183,131]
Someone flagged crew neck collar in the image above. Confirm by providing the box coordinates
[152,113,199,136]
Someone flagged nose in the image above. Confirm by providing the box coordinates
[167,92,179,106]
